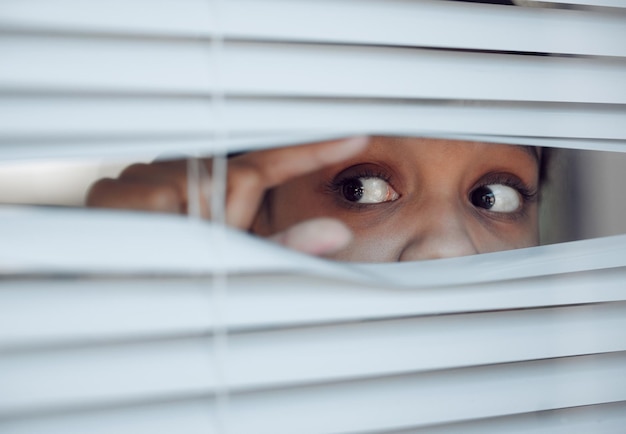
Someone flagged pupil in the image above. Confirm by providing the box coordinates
[342,179,364,202]
[472,186,495,209]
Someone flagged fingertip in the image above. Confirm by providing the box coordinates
[85,178,116,207]
[344,135,370,146]
[331,135,369,158]
[271,218,353,256]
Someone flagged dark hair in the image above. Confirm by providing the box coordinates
[539,147,554,185]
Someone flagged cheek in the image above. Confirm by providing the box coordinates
[471,208,540,254]
[270,180,409,261]
[326,225,405,262]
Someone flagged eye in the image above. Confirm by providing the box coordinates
[470,184,521,213]
[341,177,399,204]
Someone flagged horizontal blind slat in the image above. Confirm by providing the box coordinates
[1,2,624,433]
[399,401,626,434]
[3,268,626,346]
[3,351,625,431]
[0,338,215,416]
[3,38,626,104]
[3,206,626,285]
[3,98,626,142]
[3,400,626,434]
[225,352,626,433]
[0,36,214,93]
[0,133,339,161]
[0,0,215,37]
[208,303,626,390]
[223,44,626,104]
[3,303,625,414]
[0,399,216,434]
[2,207,626,285]
[3,0,625,57]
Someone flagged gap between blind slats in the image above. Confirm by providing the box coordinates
[2,0,625,57]
[2,135,626,161]
[1,303,625,414]
[445,135,626,153]
[2,269,626,346]
[1,352,625,433]
[2,98,626,142]
[535,0,626,8]
[3,38,626,104]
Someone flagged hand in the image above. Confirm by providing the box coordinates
[86,137,368,255]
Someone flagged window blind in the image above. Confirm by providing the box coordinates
[1,1,626,433]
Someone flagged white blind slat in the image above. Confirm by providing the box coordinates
[199,353,626,434]
[3,351,625,432]
[3,0,625,57]
[3,268,626,347]
[3,38,626,104]
[3,98,626,141]
[3,401,626,434]
[1,338,216,416]
[0,36,214,93]
[0,133,341,161]
[2,207,626,285]
[407,401,626,434]
[3,303,625,414]
[0,399,216,434]
[2,0,626,432]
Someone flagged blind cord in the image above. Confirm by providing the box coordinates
[206,0,230,432]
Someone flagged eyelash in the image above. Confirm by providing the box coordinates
[325,169,537,215]
[474,173,537,202]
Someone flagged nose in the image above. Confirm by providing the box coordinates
[398,203,479,261]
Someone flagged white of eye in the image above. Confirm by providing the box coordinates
[356,177,399,204]
[485,184,521,212]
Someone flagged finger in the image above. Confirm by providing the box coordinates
[119,161,189,201]
[269,218,353,256]
[119,160,213,218]
[226,136,368,228]
[86,178,182,214]
[232,136,368,188]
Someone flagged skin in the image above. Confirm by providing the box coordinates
[86,137,369,256]
[87,136,540,262]
[252,137,540,262]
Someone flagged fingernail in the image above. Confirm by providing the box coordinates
[342,135,369,147]
[333,136,369,157]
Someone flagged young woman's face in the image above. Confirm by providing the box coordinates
[253,137,540,262]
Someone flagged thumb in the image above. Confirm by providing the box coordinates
[269,218,353,257]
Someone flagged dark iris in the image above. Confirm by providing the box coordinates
[342,178,364,202]
[471,186,495,209]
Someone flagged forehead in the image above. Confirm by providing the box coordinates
[366,137,539,165]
